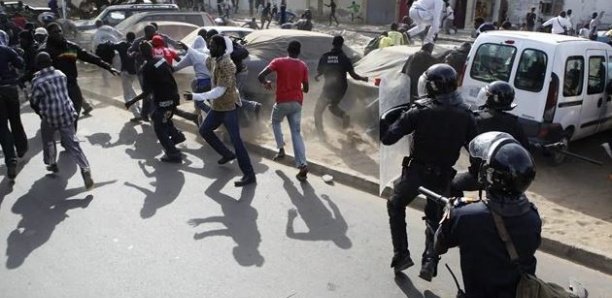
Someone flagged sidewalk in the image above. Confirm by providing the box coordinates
[77,71,612,276]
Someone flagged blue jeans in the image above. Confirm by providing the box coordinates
[199,108,254,177]
[271,101,307,167]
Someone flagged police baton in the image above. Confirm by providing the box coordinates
[417,187,450,205]
[543,142,603,166]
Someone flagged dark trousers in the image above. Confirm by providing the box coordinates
[450,171,480,197]
[151,106,182,157]
[314,94,347,134]
[0,85,27,165]
[137,74,154,119]
[67,80,83,116]
[199,108,254,177]
[387,163,453,258]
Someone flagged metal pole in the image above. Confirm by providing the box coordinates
[61,0,66,19]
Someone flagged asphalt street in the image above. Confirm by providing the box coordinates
[0,97,611,297]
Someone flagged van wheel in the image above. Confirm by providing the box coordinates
[549,136,570,166]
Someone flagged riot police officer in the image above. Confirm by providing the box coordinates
[380,64,477,279]
[435,132,542,297]
[450,81,529,197]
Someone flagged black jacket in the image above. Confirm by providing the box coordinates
[435,194,541,298]
[381,94,477,169]
[39,40,111,83]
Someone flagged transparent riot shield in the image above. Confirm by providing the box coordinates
[379,71,412,195]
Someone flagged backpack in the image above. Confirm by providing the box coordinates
[364,36,382,56]
[230,41,249,73]
[487,205,578,298]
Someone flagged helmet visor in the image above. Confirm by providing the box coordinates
[468,131,516,161]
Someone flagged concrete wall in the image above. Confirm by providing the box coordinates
[365,0,395,24]
[506,0,611,29]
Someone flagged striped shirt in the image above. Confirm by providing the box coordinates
[31,67,77,128]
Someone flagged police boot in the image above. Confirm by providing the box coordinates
[388,201,413,273]
[419,224,440,282]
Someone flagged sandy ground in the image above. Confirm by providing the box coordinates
[77,69,612,259]
[17,2,610,259]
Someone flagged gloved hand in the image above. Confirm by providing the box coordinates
[379,104,410,139]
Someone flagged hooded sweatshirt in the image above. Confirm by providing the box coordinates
[151,35,178,66]
[174,36,210,80]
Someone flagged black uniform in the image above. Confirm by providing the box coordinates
[39,40,112,119]
[450,109,529,197]
[401,50,439,102]
[435,194,541,297]
[381,93,477,272]
[141,57,183,158]
[315,48,355,134]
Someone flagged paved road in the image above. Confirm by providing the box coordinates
[0,97,611,297]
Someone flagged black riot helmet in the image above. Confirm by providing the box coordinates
[469,132,536,197]
[423,63,458,97]
[481,81,517,111]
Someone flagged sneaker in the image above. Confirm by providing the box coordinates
[234,174,256,187]
[7,160,17,179]
[391,254,414,274]
[46,163,59,173]
[81,169,94,189]
[296,165,308,181]
[161,154,182,163]
[273,148,285,161]
[218,154,236,165]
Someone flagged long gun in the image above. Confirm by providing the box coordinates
[417,187,450,205]
[543,142,603,166]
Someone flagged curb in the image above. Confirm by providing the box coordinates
[81,88,612,276]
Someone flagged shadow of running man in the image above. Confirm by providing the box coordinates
[125,158,200,219]
[187,167,264,267]
[5,153,115,269]
[276,170,352,249]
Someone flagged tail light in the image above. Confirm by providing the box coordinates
[543,73,559,123]
[458,62,467,87]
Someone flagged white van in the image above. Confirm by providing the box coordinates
[461,31,612,162]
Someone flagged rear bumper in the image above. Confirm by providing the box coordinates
[519,118,565,146]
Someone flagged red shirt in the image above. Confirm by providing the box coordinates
[268,57,308,104]
[151,35,178,66]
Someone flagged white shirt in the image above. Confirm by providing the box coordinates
[542,16,572,34]
[412,0,444,32]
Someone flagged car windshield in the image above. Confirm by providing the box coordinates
[470,43,517,83]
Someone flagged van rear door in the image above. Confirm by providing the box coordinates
[577,50,607,138]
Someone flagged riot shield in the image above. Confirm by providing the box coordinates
[379,71,412,195]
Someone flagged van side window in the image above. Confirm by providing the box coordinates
[514,49,547,92]
[470,43,516,83]
[587,56,605,94]
[563,56,584,97]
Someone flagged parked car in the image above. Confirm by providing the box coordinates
[124,21,199,41]
[73,4,179,31]
[77,11,215,51]
[181,26,254,44]
[461,31,612,163]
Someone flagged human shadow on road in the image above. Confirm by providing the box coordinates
[123,123,162,161]
[188,167,264,267]
[85,122,139,148]
[276,170,352,249]
[394,272,442,298]
[125,158,200,219]
[5,153,115,269]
